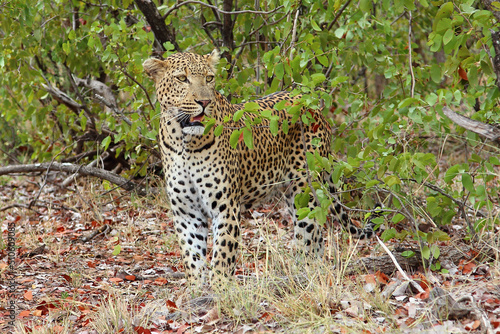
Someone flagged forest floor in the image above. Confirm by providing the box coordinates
[0,174,500,334]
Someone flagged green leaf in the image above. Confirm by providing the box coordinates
[244,102,261,112]
[101,135,112,150]
[311,19,321,32]
[360,0,372,12]
[398,97,419,109]
[431,229,450,241]
[381,228,397,242]
[391,213,405,223]
[401,250,415,258]
[334,27,345,39]
[430,64,442,84]
[295,192,311,209]
[365,179,380,188]
[229,129,242,149]
[311,73,326,85]
[433,2,454,32]
[233,109,244,122]
[270,118,279,135]
[274,62,284,80]
[489,156,500,165]
[425,93,438,106]
[296,207,310,220]
[112,244,121,256]
[242,127,253,149]
[461,173,475,193]
[422,245,430,260]
[214,125,224,137]
[274,100,288,111]
[282,119,289,134]
[442,28,454,45]
[444,164,461,183]
[430,244,440,259]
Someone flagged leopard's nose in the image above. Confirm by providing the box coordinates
[195,99,211,110]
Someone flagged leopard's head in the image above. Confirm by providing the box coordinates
[143,50,219,135]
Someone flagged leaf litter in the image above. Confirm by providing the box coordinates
[0,175,499,333]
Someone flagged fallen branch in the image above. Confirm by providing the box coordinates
[0,162,145,195]
[442,106,500,145]
[376,236,424,293]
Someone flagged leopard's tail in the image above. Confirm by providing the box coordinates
[325,175,382,239]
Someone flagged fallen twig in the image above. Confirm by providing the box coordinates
[79,224,111,243]
[0,162,145,195]
[376,236,425,293]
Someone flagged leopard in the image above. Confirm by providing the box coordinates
[143,50,376,283]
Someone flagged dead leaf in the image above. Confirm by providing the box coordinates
[61,274,72,283]
[464,320,480,331]
[375,271,389,285]
[24,290,33,301]
[462,262,476,274]
[458,66,468,81]
[18,310,30,318]
[166,299,177,312]
[200,307,220,323]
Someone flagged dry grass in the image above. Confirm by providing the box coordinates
[2,171,500,333]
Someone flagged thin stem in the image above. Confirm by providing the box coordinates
[162,1,283,20]
[408,10,415,98]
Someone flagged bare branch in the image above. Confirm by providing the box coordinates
[327,0,352,31]
[162,1,283,19]
[41,83,82,113]
[0,162,145,194]
[442,106,500,144]
[73,76,118,109]
[288,8,300,61]
[65,65,98,129]
[408,11,415,98]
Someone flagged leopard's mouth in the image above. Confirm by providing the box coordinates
[180,112,205,128]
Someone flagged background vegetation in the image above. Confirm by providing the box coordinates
[2,0,499,245]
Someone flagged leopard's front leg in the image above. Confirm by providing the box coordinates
[210,200,241,282]
[168,181,209,282]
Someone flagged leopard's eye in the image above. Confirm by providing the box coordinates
[206,75,214,83]
[177,75,187,82]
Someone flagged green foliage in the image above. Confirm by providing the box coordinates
[1,0,499,246]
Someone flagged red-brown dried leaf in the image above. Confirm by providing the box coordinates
[462,262,476,274]
[61,274,72,283]
[458,66,468,81]
[24,290,33,301]
[166,299,177,312]
[375,271,389,285]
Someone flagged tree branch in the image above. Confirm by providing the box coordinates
[327,0,352,31]
[162,1,283,19]
[442,106,500,145]
[134,0,180,52]
[482,0,500,22]
[41,83,82,113]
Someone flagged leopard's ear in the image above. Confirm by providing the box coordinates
[205,49,220,71]
[143,58,169,83]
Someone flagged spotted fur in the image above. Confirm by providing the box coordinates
[143,50,375,283]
